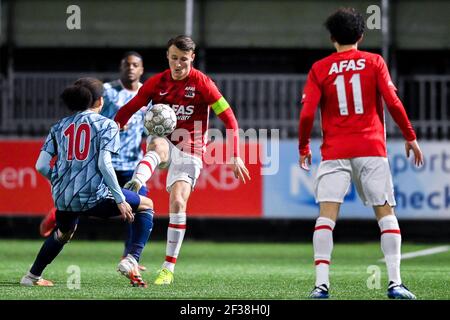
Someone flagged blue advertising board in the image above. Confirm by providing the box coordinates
[263,140,450,219]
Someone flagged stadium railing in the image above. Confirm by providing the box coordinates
[0,72,449,139]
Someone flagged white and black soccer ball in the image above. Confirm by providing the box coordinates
[144,103,177,137]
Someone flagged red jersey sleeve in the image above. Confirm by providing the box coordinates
[375,55,416,141]
[114,76,155,128]
[298,67,321,156]
[203,75,240,157]
[218,108,240,157]
[203,76,223,104]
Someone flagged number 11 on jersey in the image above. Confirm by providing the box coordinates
[333,73,364,116]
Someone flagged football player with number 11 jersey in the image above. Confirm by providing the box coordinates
[298,8,423,299]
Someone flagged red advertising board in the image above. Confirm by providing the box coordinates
[0,140,54,216]
[0,140,262,217]
[147,142,262,217]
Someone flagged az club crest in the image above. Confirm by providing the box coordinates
[185,86,195,98]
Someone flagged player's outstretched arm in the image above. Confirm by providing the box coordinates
[114,79,153,129]
[212,96,251,183]
[405,139,424,167]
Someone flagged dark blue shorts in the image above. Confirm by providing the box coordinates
[56,189,141,233]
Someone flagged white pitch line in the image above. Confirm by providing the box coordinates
[378,245,450,262]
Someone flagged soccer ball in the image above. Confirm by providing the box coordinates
[144,103,177,137]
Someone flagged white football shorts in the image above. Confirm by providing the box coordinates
[314,157,396,207]
[147,136,203,192]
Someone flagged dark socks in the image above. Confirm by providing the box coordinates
[127,209,154,262]
[122,222,133,257]
[30,232,65,277]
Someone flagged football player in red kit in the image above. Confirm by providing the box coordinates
[298,8,423,299]
[115,35,250,285]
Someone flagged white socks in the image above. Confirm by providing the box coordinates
[313,217,335,288]
[162,213,186,273]
[26,271,40,280]
[133,151,161,184]
[378,215,402,285]
[312,215,402,289]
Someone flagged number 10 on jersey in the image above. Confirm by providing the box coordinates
[64,123,91,161]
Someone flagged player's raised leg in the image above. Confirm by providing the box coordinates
[154,181,190,285]
[125,137,169,192]
[375,205,416,299]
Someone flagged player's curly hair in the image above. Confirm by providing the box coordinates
[61,77,104,111]
[325,8,365,45]
[167,35,196,52]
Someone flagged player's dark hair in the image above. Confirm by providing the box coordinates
[122,51,143,63]
[61,77,104,111]
[167,35,196,52]
[325,8,365,45]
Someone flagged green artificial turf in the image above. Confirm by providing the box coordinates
[1,240,448,300]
